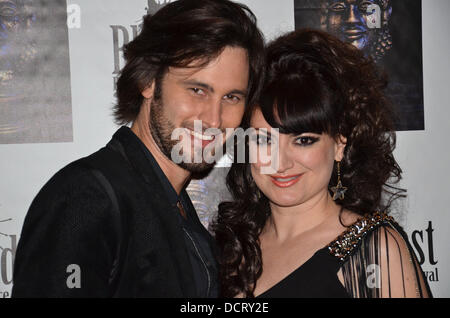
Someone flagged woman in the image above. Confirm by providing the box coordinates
[213,29,432,298]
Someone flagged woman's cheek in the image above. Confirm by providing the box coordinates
[250,163,266,188]
[300,144,334,171]
[249,144,273,169]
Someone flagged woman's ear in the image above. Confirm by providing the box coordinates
[141,81,155,99]
[334,135,347,162]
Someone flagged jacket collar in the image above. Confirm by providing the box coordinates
[110,126,167,189]
[109,126,198,296]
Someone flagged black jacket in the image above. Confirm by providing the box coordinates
[12,126,217,297]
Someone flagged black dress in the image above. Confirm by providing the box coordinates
[257,212,432,298]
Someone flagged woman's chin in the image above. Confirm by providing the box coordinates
[266,194,305,208]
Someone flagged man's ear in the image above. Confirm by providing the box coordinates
[136,81,155,122]
[334,135,347,162]
[141,81,155,99]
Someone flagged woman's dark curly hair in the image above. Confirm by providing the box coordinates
[211,29,405,298]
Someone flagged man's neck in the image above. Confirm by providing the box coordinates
[131,122,190,195]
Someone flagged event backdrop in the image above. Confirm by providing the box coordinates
[0,0,73,144]
[0,0,448,298]
[294,0,424,131]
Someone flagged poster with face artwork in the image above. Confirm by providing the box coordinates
[294,0,424,131]
[0,0,72,144]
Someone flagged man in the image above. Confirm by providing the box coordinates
[12,0,265,297]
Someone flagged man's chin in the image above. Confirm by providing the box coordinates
[177,161,216,174]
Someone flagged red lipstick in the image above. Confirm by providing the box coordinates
[270,174,303,188]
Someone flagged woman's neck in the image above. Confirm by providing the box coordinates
[265,190,341,243]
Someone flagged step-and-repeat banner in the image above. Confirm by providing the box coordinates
[0,0,448,298]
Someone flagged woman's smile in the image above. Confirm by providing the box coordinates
[270,173,304,188]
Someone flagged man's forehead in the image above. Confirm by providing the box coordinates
[166,55,249,92]
[167,65,206,79]
[167,54,233,78]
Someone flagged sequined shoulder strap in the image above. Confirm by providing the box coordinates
[327,211,395,261]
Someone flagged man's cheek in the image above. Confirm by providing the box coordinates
[223,108,245,128]
[167,103,191,120]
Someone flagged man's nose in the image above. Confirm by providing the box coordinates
[198,99,222,129]
[345,4,361,24]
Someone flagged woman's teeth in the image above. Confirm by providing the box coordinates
[274,176,299,182]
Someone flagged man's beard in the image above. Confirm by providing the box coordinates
[148,93,217,174]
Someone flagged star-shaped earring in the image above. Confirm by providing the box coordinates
[331,161,347,201]
[331,180,347,201]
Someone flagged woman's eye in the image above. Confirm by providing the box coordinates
[295,136,319,146]
[252,134,271,145]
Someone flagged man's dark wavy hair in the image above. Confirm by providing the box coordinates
[113,0,265,124]
[212,29,405,298]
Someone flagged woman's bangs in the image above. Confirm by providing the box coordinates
[260,75,334,136]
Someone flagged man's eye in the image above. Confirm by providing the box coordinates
[190,88,205,95]
[295,136,319,146]
[223,94,241,104]
[329,2,346,12]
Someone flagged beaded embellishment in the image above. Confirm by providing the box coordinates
[327,211,395,261]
